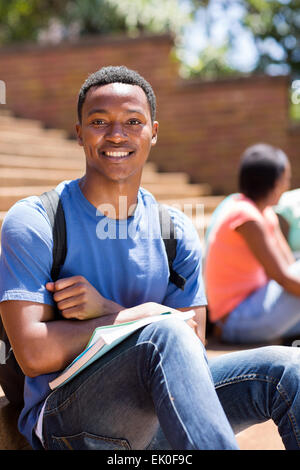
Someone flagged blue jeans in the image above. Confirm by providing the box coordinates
[222,260,300,344]
[41,318,238,450]
[40,319,300,450]
[210,345,300,449]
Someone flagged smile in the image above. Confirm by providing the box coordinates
[104,151,131,157]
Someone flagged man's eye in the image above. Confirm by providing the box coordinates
[91,119,106,125]
[128,119,141,125]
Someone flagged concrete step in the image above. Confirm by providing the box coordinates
[0,123,67,139]
[0,167,84,186]
[160,195,225,215]
[143,182,211,199]
[0,113,42,128]
[0,186,54,211]
[142,172,189,185]
[0,164,190,187]
[0,153,86,171]
[0,140,83,159]
[0,128,69,143]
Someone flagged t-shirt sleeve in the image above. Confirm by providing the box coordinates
[162,208,207,309]
[0,197,55,306]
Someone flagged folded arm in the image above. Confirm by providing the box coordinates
[0,283,202,378]
[236,220,300,296]
[46,275,206,342]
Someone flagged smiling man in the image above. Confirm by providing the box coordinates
[0,66,237,450]
[1,67,300,451]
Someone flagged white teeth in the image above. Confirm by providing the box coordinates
[105,151,130,157]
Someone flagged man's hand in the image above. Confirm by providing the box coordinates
[46,276,121,320]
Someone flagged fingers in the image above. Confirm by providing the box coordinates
[46,276,88,300]
[60,302,88,321]
[45,282,55,292]
[45,275,102,320]
[54,293,86,312]
[47,275,86,292]
[52,284,86,304]
[46,276,88,318]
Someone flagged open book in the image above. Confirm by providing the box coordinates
[49,309,195,390]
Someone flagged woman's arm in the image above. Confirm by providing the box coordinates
[273,221,295,265]
[236,220,300,296]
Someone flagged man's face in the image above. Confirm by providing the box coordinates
[76,82,158,184]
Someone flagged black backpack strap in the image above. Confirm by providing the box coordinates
[158,204,186,291]
[39,189,67,282]
[0,189,67,406]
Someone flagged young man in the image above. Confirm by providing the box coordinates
[0,66,299,450]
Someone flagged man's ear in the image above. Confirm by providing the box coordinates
[151,121,159,147]
[75,122,83,146]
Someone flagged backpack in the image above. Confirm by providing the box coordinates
[0,189,186,406]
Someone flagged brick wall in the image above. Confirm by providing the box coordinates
[154,74,299,194]
[0,33,299,194]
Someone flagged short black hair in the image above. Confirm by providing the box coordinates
[77,65,156,123]
[238,143,289,201]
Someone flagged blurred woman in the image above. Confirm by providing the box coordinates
[205,143,300,344]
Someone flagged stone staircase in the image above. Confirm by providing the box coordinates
[0,108,283,450]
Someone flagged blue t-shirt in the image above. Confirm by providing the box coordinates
[0,179,206,448]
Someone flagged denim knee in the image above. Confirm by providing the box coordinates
[139,317,206,357]
[253,345,300,392]
[141,317,193,339]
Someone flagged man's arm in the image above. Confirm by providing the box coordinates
[47,275,207,343]
[0,297,182,378]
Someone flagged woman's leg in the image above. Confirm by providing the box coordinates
[222,260,300,344]
[42,318,238,450]
[209,345,300,449]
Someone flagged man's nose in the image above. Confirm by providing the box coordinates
[105,122,128,143]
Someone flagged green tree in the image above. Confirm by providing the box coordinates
[0,0,190,45]
[177,43,239,80]
[186,0,300,76]
[1,0,299,79]
[243,0,300,76]
[0,0,62,44]
[65,0,188,36]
